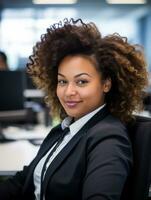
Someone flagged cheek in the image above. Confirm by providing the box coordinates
[81,85,103,97]
[83,85,105,101]
[56,87,64,102]
[56,87,61,98]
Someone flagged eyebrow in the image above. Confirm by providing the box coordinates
[58,73,92,78]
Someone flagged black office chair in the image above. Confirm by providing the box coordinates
[121,115,151,200]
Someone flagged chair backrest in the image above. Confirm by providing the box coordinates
[121,115,151,200]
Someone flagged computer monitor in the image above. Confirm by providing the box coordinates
[0,70,25,111]
[0,71,38,141]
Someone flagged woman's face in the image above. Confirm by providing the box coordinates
[57,55,111,120]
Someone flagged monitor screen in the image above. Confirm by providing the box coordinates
[0,71,25,111]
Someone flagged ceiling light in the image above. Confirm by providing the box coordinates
[106,0,146,4]
[33,0,77,4]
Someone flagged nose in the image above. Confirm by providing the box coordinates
[65,83,77,96]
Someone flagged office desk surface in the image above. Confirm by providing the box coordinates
[0,140,39,176]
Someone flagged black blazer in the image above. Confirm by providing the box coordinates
[0,106,133,200]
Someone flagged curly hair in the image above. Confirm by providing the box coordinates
[27,18,148,123]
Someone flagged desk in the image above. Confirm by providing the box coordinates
[0,125,51,176]
[0,140,40,176]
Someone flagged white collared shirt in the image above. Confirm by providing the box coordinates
[34,104,106,200]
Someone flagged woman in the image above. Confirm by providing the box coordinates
[0,18,148,200]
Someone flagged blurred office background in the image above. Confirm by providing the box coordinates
[0,0,151,71]
[0,0,151,130]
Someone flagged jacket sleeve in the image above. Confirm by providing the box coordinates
[0,165,30,200]
[82,127,133,200]
[0,137,47,200]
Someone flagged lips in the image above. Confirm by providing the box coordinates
[65,101,82,108]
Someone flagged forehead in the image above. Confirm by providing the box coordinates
[58,55,98,72]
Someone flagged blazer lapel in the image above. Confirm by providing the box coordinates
[23,125,63,193]
[42,105,109,195]
[38,125,63,158]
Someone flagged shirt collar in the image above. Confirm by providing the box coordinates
[61,104,106,137]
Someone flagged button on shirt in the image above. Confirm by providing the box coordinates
[34,104,106,200]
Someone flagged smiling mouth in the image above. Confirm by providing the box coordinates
[65,101,82,108]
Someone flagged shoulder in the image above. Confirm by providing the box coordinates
[84,115,133,169]
[85,114,131,152]
[88,114,127,138]
[40,124,62,144]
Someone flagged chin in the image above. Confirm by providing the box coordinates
[66,112,80,119]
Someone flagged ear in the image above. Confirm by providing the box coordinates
[103,78,112,93]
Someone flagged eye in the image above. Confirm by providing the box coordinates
[57,79,67,86]
[76,79,89,86]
